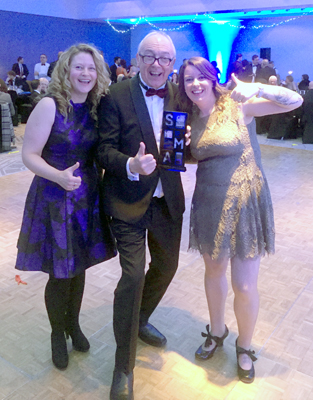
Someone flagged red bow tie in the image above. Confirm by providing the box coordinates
[145,87,168,98]
[41,64,45,66]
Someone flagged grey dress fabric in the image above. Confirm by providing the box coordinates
[189,95,275,260]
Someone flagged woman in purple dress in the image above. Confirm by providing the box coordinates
[15,44,116,370]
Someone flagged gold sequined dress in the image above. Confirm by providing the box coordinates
[189,96,275,260]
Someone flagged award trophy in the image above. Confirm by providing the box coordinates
[159,111,188,172]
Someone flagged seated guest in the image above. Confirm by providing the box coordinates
[29,80,42,107]
[282,75,297,91]
[6,71,23,88]
[6,70,29,92]
[39,78,49,94]
[12,57,29,80]
[34,54,50,80]
[302,81,313,144]
[268,75,278,85]
[0,79,15,116]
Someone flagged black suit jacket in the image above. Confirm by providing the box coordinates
[12,63,29,78]
[97,74,185,224]
[245,64,261,82]
[29,91,42,107]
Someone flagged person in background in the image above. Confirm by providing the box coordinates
[245,55,261,83]
[39,77,49,94]
[47,51,63,78]
[211,61,221,81]
[34,54,50,80]
[110,56,121,83]
[29,79,42,107]
[170,71,179,84]
[128,58,140,78]
[282,75,297,91]
[301,81,313,143]
[298,74,310,91]
[6,70,24,89]
[116,59,128,78]
[15,43,116,371]
[0,78,15,116]
[268,75,278,85]
[230,53,243,76]
[177,57,303,384]
[12,56,29,80]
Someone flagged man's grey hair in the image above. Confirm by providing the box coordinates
[137,31,176,57]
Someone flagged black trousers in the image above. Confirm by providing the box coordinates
[111,197,182,374]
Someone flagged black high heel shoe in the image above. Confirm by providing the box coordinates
[236,339,257,384]
[51,331,68,370]
[195,324,229,360]
[65,326,90,352]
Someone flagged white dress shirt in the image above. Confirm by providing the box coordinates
[126,74,165,198]
[252,65,258,83]
[34,62,50,80]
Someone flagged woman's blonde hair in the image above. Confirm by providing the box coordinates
[48,43,110,122]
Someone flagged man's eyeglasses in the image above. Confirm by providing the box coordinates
[139,54,173,67]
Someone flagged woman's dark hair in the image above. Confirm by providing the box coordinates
[120,59,127,69]
[176,57,228,114]
[302,74,309,81]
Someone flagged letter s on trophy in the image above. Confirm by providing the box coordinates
[159,111,188,172]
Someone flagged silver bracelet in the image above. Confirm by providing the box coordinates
[256,84,265,98]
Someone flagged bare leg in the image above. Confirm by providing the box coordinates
[231,256,260,369]
[201,253,229,351]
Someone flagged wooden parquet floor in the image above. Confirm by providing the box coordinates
[1,125,313,399]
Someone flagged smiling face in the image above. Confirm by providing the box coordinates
[136,33,176,89]
[184,64,214,108]
[69,52,97,103]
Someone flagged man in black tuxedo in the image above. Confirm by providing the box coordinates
[109,56,121,83]
[12,57,29,80]
[245,54,261,83]
[97,31,184,400]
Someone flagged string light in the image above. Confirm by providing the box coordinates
[143,14,199,31]
[106,9,313,33]
[106,17,143,33]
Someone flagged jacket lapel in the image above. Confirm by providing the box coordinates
[164,81,175,111]
[130,75,159,158]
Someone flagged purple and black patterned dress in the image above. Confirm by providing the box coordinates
[15,100,116,279]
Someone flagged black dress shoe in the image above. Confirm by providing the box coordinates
[110,369,134,400]
[195,324,229,360]
[236,339,257,384]
[138,323,167,347]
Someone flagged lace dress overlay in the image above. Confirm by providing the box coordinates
[189,97,275,260]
